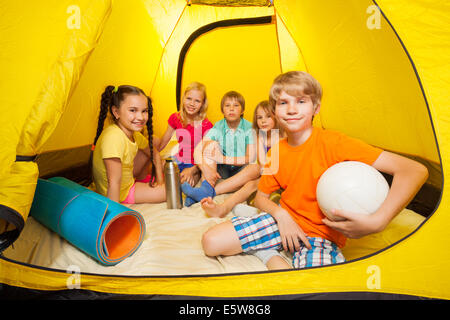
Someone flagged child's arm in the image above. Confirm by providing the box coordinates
[157,125,175,152]
[206,143,256,166]
[257,136,267,165]
[151,142,164,186]
[323,151,428,238]
[254,190,311,252]
[104,158,122,203]
[138,142,164,186]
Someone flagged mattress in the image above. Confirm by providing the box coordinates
[3,193,425,276]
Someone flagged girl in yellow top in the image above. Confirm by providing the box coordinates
[91,85,165,204]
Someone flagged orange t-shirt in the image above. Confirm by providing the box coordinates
[258,127,383,248]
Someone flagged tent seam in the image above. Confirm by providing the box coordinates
[273,7,326,129]
[372,0,444,217]
[149,4,188,96]
[273,10,283,74]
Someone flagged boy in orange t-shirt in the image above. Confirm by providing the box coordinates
[201,71,428,270]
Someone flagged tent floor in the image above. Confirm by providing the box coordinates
[3,193,425,276]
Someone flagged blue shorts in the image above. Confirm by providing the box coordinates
[231,213,345,268]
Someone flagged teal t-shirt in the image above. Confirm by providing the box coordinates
[206,118,254,157]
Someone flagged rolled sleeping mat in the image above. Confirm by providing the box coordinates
[29,177,146,266]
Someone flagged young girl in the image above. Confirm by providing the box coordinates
[157,82,213,187]
[91,85,165,204]
[200,100,282,217]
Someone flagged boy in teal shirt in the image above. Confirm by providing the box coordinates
[182,91,255,206]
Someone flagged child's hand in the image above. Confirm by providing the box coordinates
[322,209,385,238]
[275,209,311,252]
[202,163,221,187]
[151,176,164,188]
[180,167,196,186]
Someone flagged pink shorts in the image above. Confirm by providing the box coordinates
[121,174,154,204]
[121,183,136,204]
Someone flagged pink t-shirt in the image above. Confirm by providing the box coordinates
[168,112,213,164]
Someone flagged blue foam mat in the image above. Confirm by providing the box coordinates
[30,177,146,266]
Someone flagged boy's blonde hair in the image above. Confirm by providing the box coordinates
[221,91,245,118]
[269,71,322,108]
[180,81,208,126]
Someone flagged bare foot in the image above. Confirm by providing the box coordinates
[201,197,227,218]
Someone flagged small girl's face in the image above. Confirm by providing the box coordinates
[256,107,275,132]
[183,89,205,117]
[112,93,148,138]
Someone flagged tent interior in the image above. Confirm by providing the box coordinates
[0,0,443,280]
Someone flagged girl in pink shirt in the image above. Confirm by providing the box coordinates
[158,82,213,187]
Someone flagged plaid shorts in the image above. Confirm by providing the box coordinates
[232,213,281,252]
[292,237,345,268]
[231,213,345,268]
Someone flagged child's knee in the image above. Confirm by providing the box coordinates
[208,140,220,150]
[248,163,261,175]
[245,179,259,190]
[203,141,221,158]
[201,229,221,257]
[201,221,241,257]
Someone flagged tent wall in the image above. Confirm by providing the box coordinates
[42,2,274,152]
[276,0,439,164]
[181,20,281,124]
[149,4,275,137]
[275,14,307,73]
[0,0,111,248]
[40,0,178,152]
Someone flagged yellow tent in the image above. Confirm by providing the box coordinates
[0,0,448,299]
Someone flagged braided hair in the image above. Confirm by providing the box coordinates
[89,85,155,184]
[145,95,156,178]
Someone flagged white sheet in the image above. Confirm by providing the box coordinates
[3,193,424,276]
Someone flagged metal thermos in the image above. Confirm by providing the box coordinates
[164,158,183,209]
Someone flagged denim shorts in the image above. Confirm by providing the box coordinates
[217,164,246,179]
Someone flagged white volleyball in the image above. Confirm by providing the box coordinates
[316,161,389,221]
